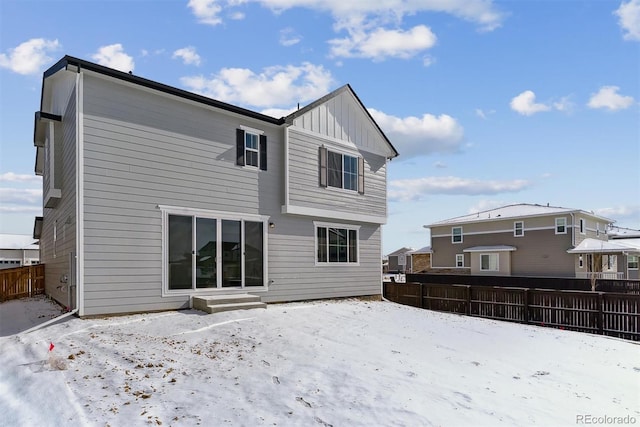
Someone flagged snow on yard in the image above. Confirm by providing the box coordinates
[0,296,638,427]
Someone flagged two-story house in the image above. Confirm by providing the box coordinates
[424,204,638,279]
[32,55,398,316]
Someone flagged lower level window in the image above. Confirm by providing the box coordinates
[316,223,358,264]
[480,253,499,271]
[166,212,265,290]
[629,255,639,270]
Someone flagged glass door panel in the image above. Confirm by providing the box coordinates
[168,215,192,290]
[196,218,216,288]
[222,220,241,287]
[245,221,263,286]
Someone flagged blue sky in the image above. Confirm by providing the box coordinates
[1,0,639,254]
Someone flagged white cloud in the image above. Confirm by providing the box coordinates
[0,38,60,75]
[173,46,202,66]
[188,0,223,25]
[389,177,530,202]
[587,86,635,111]
[510,90,551,116]
[329,25,437,61]
[434,161,447,169]
[614,0,640,41]
[91,44,135,73]
[595,205,640,221]
[180,62,334,108]
[260,107,297,118]
[0,188,42,205]
[0,173,42,183]
[279,28,302,46]
[368,108,464,158]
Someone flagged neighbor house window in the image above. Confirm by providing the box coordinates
[579,219,585,234]
[315,222,359,264]
[452,227,463,243]
[514,221,524,237]
[629,256,639,270]
[319,147,364,194]
[480,253,499,271]
[579,255,584,268]
[456,254,464,267]
[596,223,600,237]
[555,217,567,234]
[236,127,267,171]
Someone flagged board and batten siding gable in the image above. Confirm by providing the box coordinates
[80,73,283,315]
[42,85,77,307]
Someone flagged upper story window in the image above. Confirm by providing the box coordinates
[315,222,359,264]
[629,255,639,270]
[452,227,463,243]
[596,223,600,237]
[579,218,585,234]
[555,217,567,234]
[514,221,524,237]
[236,127,267,171]
[319,147,364,194]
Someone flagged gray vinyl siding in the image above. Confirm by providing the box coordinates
[43,87,77,308]
[80,74,283,315]
[264,218,382,302]
[288,128,387,217]
[78,74,381,316]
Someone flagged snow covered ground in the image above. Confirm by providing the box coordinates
[0,296,638,427]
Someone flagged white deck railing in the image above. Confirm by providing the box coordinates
[576,272,624,280]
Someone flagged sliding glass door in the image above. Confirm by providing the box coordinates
[167,214,265,291]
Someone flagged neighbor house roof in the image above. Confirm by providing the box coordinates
[0,234,39,250]
[410,246,432,254]
[608,226,640,239]
[386,247,414,257]
[425,203,614,228]
[566,238,640,254]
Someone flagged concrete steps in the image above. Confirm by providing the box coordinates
[192,294,266,314]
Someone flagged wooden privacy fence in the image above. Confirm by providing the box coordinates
[0,264,45,302]
[383,282,640,341]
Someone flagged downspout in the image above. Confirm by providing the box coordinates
[74,64,84,316]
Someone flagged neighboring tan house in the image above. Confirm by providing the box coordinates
[424,203,637,279]
[0,234,40,269]
[33,55,398,316]
[386,247,414,273]
[410,246,432,273]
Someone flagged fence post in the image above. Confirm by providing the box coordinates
[523,288,529,324]
[465,285,471,315]
[419,283,424,309]
[597,292,604,335]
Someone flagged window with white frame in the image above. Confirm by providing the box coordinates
[596,223,600,237]
[555,217,567,234]
[319,147,364,194]
[480,253,499,271]
[579,255,584,268]
[456,254,464,267]
[579,218,585,234]
[514,221,524,237]
[629,255,639,270]
[315,223,359,264]
[236,127,267,171]
[452,227,463,243]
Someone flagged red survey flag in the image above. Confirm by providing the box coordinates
[49,342,54,352]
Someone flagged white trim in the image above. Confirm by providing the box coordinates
[451,226,463,244]
[514,221,524,237]
[282,204,386,224]
[158,205,267,222]
[480,253,499,271]
[313,221,361,266]
[284,126,290,207]
[555,217,567,234]
[455,253,464,268]
[432,225,560,239]
[239,124,264,135]
[76,71,85,316]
